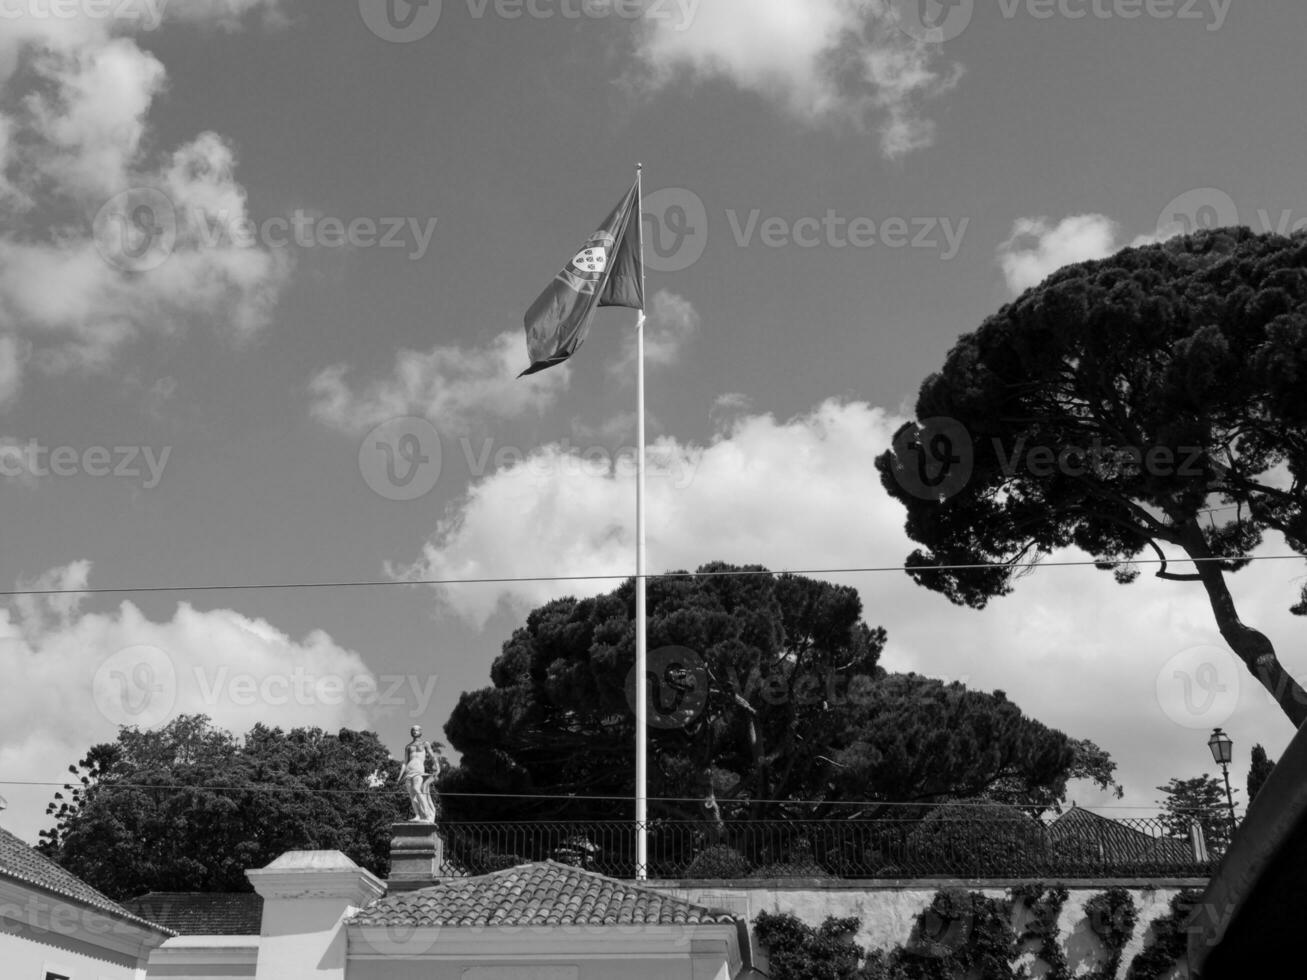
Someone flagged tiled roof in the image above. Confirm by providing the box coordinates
[0,826,173,935]
[1049,807,1195,864]
[121,892,264,936]
[350,861,737,928]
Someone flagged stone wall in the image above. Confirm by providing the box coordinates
[650,878,1205,979]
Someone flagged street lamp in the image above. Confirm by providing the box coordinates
[1208,727,1237,839]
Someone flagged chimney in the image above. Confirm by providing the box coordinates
[246,850,384,980]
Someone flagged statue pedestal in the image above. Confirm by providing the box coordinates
[388,821,444,892]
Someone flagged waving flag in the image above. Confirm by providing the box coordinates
[520,180,644,376]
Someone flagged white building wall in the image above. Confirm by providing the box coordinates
[0,929,145,980]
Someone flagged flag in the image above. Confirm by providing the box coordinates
[520,179,644,377]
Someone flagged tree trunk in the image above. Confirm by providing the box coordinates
[1182,528,1307,727]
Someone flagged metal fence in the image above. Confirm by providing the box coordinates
[433,816,1214,880]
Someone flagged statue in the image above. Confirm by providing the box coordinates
[397,725,445,823]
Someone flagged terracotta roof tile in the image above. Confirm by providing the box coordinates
[1049,806,1195,864]
[350,861,736,929]
[0,826,173,935]
[120,892,263,936]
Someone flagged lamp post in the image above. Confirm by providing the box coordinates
[1208,727,1237,840]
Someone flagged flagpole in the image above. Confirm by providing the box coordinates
[634,163,649,881]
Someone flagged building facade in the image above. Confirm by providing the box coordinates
[0,826,174,980]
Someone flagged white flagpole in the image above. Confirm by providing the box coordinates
[634,163,649,881]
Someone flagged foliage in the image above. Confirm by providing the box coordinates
[1013,885,1070,980]
[1156,775,1234,857]
[1247,744,1275,805]
[905,802,1047,877]
[683,844,750,879]
[755,888,1093,980]
[440,563,1119,836]
[876,228,1307,724]
[1125,889,1205,980]
[870,889,1020,980]
[38,714,406,900]
[1082,888,1139,980]
[754,912,866,980]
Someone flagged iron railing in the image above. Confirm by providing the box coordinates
[433,817,1215,880]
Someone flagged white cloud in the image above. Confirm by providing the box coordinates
[11,561,92,640]
[998,215,1123,294]
[0,559,386,845]
[309,330,572,435]
[0,1,291,397]
[394,397,1307,816]
[24,39,166,202]
[397,399,911,627]
[997,213,1191,295]
[610,289,700,377]
[633,0,963,158]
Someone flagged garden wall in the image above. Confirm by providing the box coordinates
[649,878,1207,978]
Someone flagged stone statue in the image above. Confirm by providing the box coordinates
[397,725,444,823]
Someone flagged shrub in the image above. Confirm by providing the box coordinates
[905,803,1047,876]
[684,844,751,878]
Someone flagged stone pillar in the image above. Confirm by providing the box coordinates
[388,821,445,892]
[246,850,385,980]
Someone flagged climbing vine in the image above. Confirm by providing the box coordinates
[865,889,1021,980]
[753,887,1154,980]
[1082,888,1139,979]
[1012,885,1070,980]
[1126,889,1205,980]
[753,911,865,980]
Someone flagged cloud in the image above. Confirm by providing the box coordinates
[11,561,92,640]
[396,399,907,627]
[0,559,389,844]
[309,330,572,435]
[996,213,1191,295]
[998,215,1123,294]
[312,294,696,437]
[24,38,166,202]
[0,1,291,398]
[632,0,963,158]
[392,397,1307,818]
[609,289,700,377]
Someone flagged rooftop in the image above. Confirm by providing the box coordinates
[121,891,264,936]
[0,826,173,935]
[350,861,738,929]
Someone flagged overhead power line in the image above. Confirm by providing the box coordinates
[0,554,1302,598]
[0,779,1181,812]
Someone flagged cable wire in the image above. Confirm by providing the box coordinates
[0,779,1181,812]
[0,553,1302,598]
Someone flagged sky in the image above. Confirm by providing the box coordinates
[1,0,1306,846]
